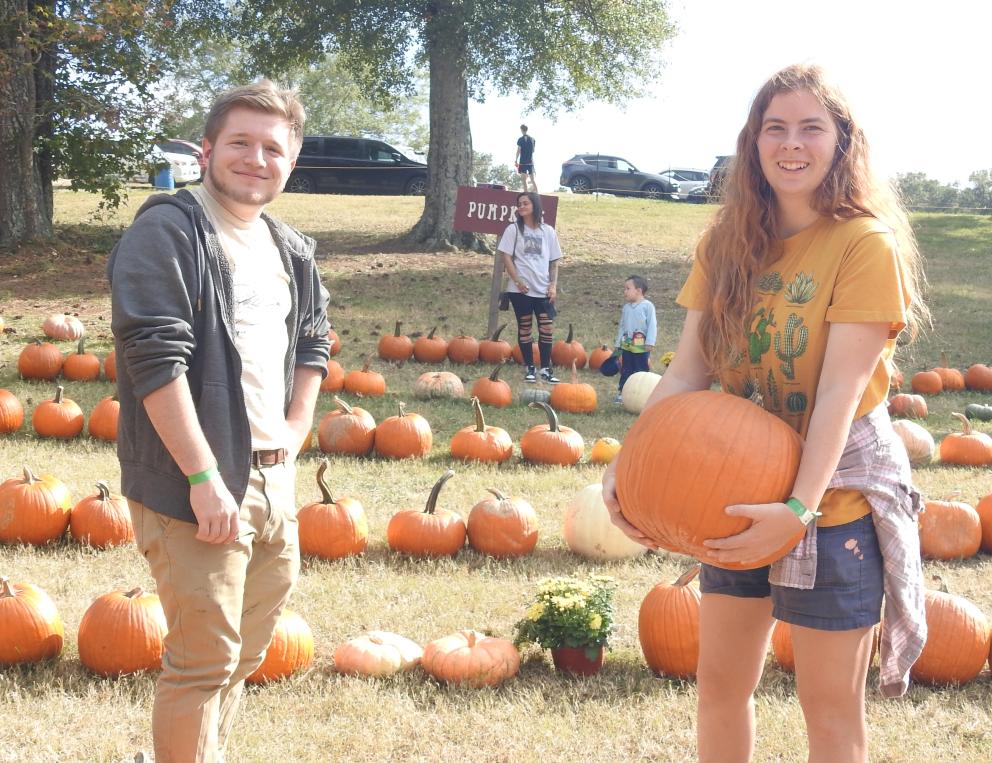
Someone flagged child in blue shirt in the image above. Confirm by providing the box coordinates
[613,275,657,402]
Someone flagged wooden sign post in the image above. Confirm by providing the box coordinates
[453,186,559,336]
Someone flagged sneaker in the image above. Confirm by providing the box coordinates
[540,367,560,384]
[524,366,537,383]
[613,393,623,404]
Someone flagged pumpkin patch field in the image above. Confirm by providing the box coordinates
[1,191,991,761]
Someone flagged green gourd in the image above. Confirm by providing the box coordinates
[964,403,992,422]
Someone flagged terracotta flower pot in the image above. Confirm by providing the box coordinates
[551,646,604,676]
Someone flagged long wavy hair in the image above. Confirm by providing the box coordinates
[697,64,929,372]
[515,192,544,232]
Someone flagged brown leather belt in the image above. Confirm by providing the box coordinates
[251,448,287,468]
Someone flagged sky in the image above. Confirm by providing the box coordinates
[468,0,992,188]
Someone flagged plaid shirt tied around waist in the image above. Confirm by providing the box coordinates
[769,404,926,698]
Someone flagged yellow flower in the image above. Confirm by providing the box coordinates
[661,351,675,366]
[589,613,602,631]
[526,602,546,621]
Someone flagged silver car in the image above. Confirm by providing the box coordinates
[659,168,710,201]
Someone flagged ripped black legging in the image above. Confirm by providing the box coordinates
[508,292,555,368]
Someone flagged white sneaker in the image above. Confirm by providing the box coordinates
[524,366,537,383]
[540,367,560,384]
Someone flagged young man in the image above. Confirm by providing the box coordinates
[108,80,330,763]
[515,124,538,192]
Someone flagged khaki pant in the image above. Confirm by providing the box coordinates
[129,461,299,763]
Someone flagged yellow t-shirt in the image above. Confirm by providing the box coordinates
[677,216,909,526]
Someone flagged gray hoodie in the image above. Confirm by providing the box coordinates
[107,190,330,522]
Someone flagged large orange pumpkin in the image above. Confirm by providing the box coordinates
[297,460,368,560]
[977,492,992,554]
[932,352,965,392]
[377,320,414,362]
[478,324,513,364]
[939,413,992,466]
[614,390,804,570]
[88,394,120,441]
[450,398,513,464]
[386,470,466,557]
[918,498,982,560]
[550,323,587,369]
[69,481,134,548]
[246,609,315,684]
[317,397,376,456]
[519,402,584,466]
[374,402,433,459]
[320,358,345,393]
[32,385,84,439]
[964,363,992,392]
[471,365,513,408]
[638,565,701,679]
[549,361,597,413]
[343,357,386,397]
[62,338,101,381]
[42,313,85,341]
[413,327,449,363]
[447,332,480,364]
[910,588,991,685]
[0,577,64,665]
[0,466,72,545]
[0,389,25,434]
[887,393,927,419]
[17,340,63,380]
[77,587,167,676]
[910,370,942,395]
[421,630,519,687]
[466,488,538,557]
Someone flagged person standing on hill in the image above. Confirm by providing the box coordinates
[515,124,538,192]
[108,80,330,763]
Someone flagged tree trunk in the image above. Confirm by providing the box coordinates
[404,11,486,252]
[0,0,53,248]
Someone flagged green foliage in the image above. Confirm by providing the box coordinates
[513,574,617,650]
[896,170,992,212]
[473,152,517,187]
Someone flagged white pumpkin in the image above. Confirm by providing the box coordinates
[621,371,662,413]
[891,419,935,468]
[563,483,648,561]
[333,630,423,676]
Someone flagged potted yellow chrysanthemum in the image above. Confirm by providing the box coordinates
[513,574,616,676]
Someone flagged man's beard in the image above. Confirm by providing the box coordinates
[206,159,279,207]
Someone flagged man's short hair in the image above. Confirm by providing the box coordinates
[204,80,306,156]
[626,275,648,294]
[520,124,528,132]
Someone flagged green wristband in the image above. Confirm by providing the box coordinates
[785,496,822,521]
[187,465,219,486]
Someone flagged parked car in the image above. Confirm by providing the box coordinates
[141,145,201,186]
[286,136,428,195]
[708,155,734,201]
[559,154,679,200]
[658,168,709,201]
[159,139,206,173]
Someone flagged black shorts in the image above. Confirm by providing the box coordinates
[518,162,535,175]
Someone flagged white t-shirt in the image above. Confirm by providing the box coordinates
[191,186,291,450]
[497,222,563,297]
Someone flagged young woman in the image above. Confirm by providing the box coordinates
[497,191,563,383]
[603,64,929,763]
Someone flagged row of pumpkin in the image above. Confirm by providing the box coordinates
[897,353,992,395]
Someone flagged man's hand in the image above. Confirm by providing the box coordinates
[190,476,240,543]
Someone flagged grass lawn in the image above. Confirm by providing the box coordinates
[1,189,991,762]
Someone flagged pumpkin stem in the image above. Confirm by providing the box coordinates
[53,385,65,404]
[423,470,456,515]
[674,564,701,587]
[21,465,39,484]
[397,401,407,418]
[315,460,336,504]
[393,320,403,337]
[570,359,578,384]
[124,587,144,599]
[361,356,374,373]
[951,412,972,435]
[76,337,86,355]
[0,577,14,599]
[488,365,503,382]
[485,488,507,502]
[333,396,354,415]
[465,631,478,648]
[528,401,560,432]
[427,326,437,340]
[939,351,951,369]
[491,323,507,341]
[471,397,487,432]
[931,574,949,593]
[95,481,111,501]
[566,323,574,343]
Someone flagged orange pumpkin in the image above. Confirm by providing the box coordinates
[939,413,992,466]
[551,323,587,369]
[466,488,538,557]
[62,338,101,381]
[471,365,512,408]
[450,398,513,464]
[421,630,519,687]
[333,631,423,676]
[103,349,117,381]
[910,370,942,395]
[478,324,513,364]
[412,327,448,363]
[343,356,386,397]
[42,313,85,341]
[77,587,167,676]
[297,460,368,560]
[246,609,315,684]
[910,588,991,685]
[918,497,982,560]
[377,320,414,362]
[386,470,466,557]
[88,394,120,442]
[976,492,992,553]
[0,389,25,434]
[638,565,701,679]
[932,352,965,392]
[17,340,63,380]
[964,363,992,392]
[588,344,613,371]
[374,402,433,459]
[887,393,927,419]
[0,577,64,665]
[320,358,345,393]
[447,332,480,364]
[614,390,804,570]
[327,328,341,357]
[549,361,598,413]
[0,466,72,545]
[511,341,540,366]
[590,437,622,465]
[69,481,134,548]
[32,385,84,439]
[414,371,465,400]
[317,397,376,456]
[519,402,584,466]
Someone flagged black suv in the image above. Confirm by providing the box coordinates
[559,154,679,199]
[286,136,428,195]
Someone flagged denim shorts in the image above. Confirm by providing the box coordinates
[699,514,884,631]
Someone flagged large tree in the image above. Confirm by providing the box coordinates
[234,0,675,250]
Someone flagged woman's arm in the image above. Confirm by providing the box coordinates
[548,259,559,302]
[499,250,528,293]
[704,321,890,566]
